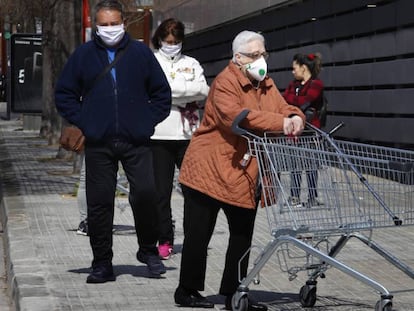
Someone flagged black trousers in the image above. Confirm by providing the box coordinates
[85,140,158,267]
[179,185,257,296]
[150,139,189,245]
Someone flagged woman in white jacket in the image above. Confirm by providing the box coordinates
[151,18,209,260]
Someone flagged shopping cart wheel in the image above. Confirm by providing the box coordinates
[375,300,393,311]
[232,294,248,311]
[299,282,317,307]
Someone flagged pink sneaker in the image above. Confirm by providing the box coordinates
[158,242,173,260]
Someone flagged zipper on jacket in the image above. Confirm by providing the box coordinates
[110,74,119,136]
[107,49,120,137]
[114,80,119,136]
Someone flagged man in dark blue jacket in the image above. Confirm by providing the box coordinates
[55,0,171,283]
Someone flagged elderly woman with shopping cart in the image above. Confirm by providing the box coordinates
[173,30,305,310]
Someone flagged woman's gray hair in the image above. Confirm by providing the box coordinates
[232,30,265,62]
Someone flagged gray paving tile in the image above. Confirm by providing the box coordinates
[0,118,413,311]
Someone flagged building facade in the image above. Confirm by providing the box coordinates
[153,0,414,149]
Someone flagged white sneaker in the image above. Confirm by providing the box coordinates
[76,220,88,236]
[288,196,301,207]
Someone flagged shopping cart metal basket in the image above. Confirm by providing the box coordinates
[230,110,414,311]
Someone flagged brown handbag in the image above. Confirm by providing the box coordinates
[59,126,85,153]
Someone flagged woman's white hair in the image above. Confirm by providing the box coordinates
[232,30,265,62]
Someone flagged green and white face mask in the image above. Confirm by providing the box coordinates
[245,56,267,81]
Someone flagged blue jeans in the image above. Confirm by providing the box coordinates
[290,169,318,200]
[77,155,87,222]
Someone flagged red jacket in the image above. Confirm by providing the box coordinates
[283,78,324,128]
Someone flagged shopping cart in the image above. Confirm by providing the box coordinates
[230,110,414,311]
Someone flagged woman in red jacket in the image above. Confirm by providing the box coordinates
[283,53,324,207]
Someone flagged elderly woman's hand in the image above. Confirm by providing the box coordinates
[283,115,304,136]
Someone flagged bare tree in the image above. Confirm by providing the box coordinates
[1,0,82,169]
[0,0,41,32]
[40,0,81,143]
[1,1,80,140]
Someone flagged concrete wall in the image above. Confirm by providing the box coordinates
[152,0,295,34]
[181,0,414,149]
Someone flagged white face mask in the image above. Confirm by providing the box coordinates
[245,57,267,81]
[160,42,182,57]
[96,24,125,46]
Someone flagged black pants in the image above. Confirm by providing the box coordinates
[150,139,189,245]
[178,185,257,296]
[85,140,158,267]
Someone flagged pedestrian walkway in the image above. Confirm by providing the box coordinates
[0,219,14,311]
[0,114,413,311]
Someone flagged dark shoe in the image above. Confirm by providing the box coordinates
[86,264,115,283]
[137,250,166,276]
[225,295,267,311]
[174,286,214,308]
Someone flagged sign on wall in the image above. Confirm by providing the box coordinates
[10,34,42,113]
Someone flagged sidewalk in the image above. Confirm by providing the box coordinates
[0,113,413,311]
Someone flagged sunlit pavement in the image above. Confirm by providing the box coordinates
[0,110,413,310]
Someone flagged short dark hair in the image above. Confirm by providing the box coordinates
[151,18,185,50]
[94,0,124,22]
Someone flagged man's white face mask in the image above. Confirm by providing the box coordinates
[160,41,182,57]
[96,24,125,46]
[245,56,267,81]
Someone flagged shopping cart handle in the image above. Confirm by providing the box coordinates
[306,122,345,137]
[328,122,345,136]
[231,109,251,136]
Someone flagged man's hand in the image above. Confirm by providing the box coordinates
[283,115,304,136]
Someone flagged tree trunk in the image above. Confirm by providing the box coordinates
[40,0,81,160]
[40,0,80,138]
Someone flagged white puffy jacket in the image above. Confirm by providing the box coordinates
[151,50,209,140]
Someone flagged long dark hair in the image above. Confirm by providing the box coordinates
[293,53,322,78]
[151,18,185,50]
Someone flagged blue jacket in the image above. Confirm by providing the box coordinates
[55,33,171,144]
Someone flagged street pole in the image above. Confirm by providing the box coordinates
[3,15,11,120]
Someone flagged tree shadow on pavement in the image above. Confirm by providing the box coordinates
[205,290,299,310]
[204,290,372,310]
[112,224,135,235]
[68,264,177,280]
